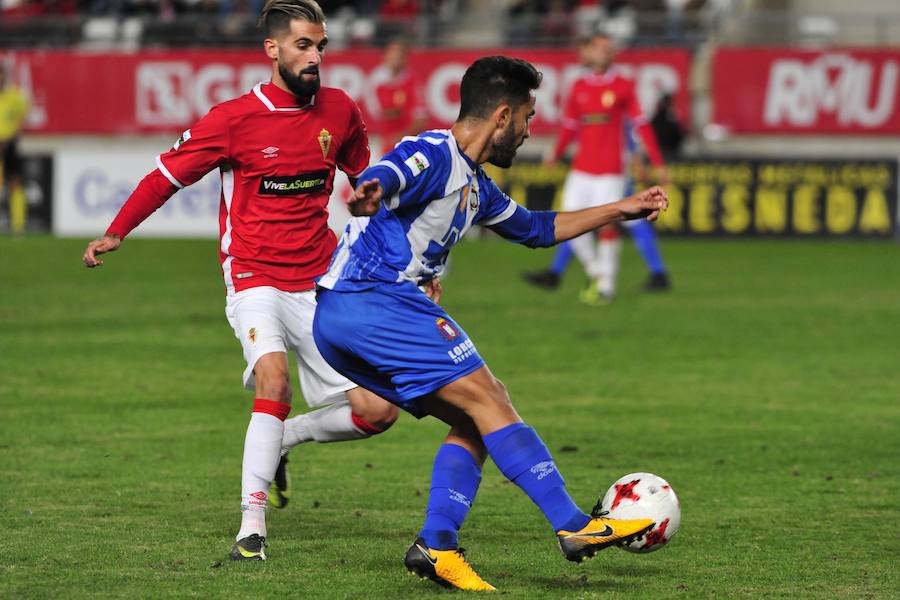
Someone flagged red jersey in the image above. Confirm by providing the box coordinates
[371,66,426,149]
[107,82,370,294]
[552,69,664,175]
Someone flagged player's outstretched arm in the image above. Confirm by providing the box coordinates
[553,186,668,244]
[82,234,122,268]
[347,178,383,216]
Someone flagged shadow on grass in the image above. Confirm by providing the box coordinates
[528,563,664,593]
[604,563,664,577]
[530,573,626,592]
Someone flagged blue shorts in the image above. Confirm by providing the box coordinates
[313,283,485,418]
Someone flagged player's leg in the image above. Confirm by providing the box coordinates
[425,366,654,561]
[561,171,600,285]
[232,350,292,560]
[419,413,486,551]
[591,224,621,299]
[404,403,494,591]
[281,389,397,451]
[4,141,26,235]
[274,290,398,507]
[280,290,397,450]
[586,176,626,303]
[521,241,574,290]
[225,287,294,560]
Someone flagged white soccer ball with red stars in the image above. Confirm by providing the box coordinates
[597,472,680,553]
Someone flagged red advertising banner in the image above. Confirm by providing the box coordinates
[713,47,900,135]
[5,48,690,136]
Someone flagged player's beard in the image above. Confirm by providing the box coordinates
[487,123,522,169]
[279,63,321,100]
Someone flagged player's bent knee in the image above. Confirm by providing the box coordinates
[253,352,292,404]
[347,388,398,433]
[255,373,292,404]
[362,402,399,432]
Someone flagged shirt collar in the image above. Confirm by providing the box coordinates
[448,130,477,173]
[585,66,619,85]
[254,81,316,112]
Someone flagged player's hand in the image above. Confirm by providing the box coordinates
[616,186,668,222]
[423,277,442,304]
[348,179,383,216]
[82,234,121,268]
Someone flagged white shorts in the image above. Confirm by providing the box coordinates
[561,171,625,212]
[224,286,355,407]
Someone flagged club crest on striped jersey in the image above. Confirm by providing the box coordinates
[173,129,191,150]
[318,128,332,158]
[457,184,480,213]
[436,317,459,341]
[404,151,430,176]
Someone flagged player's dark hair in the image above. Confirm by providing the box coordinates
[458,56,542,121]
[259,0,326,37]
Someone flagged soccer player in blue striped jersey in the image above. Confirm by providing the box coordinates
[314,56,668,591]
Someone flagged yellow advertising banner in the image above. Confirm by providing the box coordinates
[485,158,898,238]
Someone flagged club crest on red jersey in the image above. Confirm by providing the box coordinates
[602,90,616,108]
[318,128,332,158]
[436,317,459,341]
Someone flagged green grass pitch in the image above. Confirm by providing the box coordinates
[1,235,898,598]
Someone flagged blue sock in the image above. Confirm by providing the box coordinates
[483,423,589,533]
[550,241,574,276]
[629,220,666,276]
[420,443,482,550]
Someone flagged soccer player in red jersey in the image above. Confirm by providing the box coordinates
[81,0,403,561]
[370,38,427,153]
[546,31,669,304]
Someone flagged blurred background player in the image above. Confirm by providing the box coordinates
[543,30,669,305]
[0,63,30,236]
[650,92,684,163]
[81,0,399,562]
[370,38,427,154]
[523,121,671,293]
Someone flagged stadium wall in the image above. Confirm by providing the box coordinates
[7,47,900,238]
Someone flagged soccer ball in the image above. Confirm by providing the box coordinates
[596,472,680,553]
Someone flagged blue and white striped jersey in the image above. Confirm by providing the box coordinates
[318,129,558,291]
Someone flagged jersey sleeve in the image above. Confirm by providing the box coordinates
[155,106,230,189]
[551,81,580,161]
[625,81,665,167]
[336,98,371,179]
[358,138,450,211]
[105,170,180,239]
[476,177,557,248]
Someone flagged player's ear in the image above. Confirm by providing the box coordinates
[493,103,512,130]
[264,37,279,61]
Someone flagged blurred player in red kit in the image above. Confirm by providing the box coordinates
[546,30,669,304]
[81,0,404,561]
[370,38,427,153]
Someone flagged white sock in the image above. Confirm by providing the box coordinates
[595,237,622,296]
[281,399,371,455]
[238,411,284,540]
